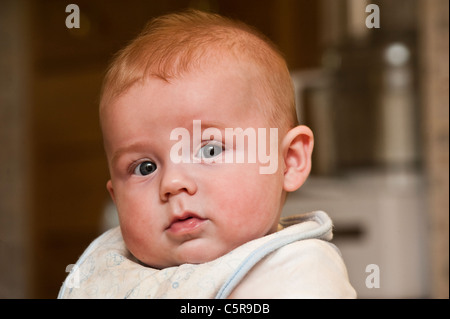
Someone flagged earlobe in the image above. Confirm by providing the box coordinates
[106,180,116,204]
[282,125,314,192]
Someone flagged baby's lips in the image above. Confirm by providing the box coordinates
[167,211,200,227]
[166,212,207,235]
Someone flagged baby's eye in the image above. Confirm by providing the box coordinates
[134,160,157,176]
[197,142,223,159]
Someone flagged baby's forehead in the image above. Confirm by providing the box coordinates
[164,62,267,112]
[101,50,280,136]
[168,65,270,117]
[104,67,270,129]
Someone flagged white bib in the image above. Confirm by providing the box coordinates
[58,211,356,298]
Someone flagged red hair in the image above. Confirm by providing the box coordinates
[100,10,297,131]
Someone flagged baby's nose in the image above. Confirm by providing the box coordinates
[159,164,197,201]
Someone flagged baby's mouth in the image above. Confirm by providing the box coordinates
[166,213,207,235]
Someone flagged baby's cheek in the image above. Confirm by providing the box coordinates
[215,184,265,229]
[116,200,154,246]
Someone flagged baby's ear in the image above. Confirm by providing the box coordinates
[281,125,314,192]
[106,180,116,204]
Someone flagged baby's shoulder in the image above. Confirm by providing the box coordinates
[228,238,357,298]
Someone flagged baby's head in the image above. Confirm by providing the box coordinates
[99,10,314,268]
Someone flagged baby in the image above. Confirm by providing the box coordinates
[59,10,356,299]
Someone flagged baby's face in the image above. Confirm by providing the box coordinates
[102,65,286,268]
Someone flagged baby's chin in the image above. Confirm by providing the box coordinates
[135,241,241,269]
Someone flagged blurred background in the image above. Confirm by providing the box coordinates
[0,0,448,298]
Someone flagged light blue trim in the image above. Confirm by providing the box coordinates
[215,211,332,299]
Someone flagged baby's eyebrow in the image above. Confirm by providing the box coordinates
[200,121,227,129]
[111,142,150,166]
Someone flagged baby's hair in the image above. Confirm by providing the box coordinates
[100,9,297,131]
